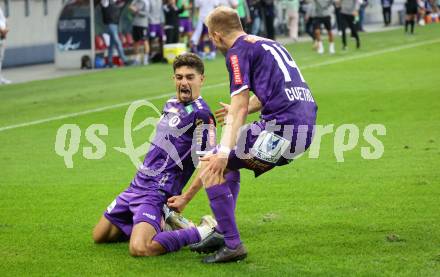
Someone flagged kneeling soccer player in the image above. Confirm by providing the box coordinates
[92,53,228,257]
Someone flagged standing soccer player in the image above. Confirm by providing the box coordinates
[148,0,165,62]
[191,0,218,58]
[187,7,317,263]
[129,0,151,65]
[177,0,193,44]
[92,53,221,257]
[339,0,361,50]
[312,0,335,54]
[405,0,418,34]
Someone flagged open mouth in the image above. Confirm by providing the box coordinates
[180,87,191,97]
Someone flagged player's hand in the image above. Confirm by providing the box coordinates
[200,153,228,183]
[214,102,230,126]
[167,195,189,213]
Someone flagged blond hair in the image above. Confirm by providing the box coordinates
[205,6,243,36]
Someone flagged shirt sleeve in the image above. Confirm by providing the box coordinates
[194,111,217,156]
[226,49,251,97]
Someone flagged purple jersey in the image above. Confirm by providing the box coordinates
[226,35,317,126]
[131,96,216,196]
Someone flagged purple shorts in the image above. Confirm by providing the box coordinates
[226,121,314,177]
[148,24,164,40]
[179,18,193,33]
[104,186,167,238]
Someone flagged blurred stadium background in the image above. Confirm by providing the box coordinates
[2,0,437,68]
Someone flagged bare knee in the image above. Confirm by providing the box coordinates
[92,223,112,244]
[201,173,223,188]
[129,241,159,257]
[92,216,122,243]
[92,227,105,244]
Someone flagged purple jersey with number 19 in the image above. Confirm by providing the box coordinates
[226,35,317,127]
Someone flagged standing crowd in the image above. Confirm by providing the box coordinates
[97,0,440,67]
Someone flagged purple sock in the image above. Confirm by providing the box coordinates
[225,171,240,210]
[206,183,241,250]
[215,171,240,234]
[152,227,200,252]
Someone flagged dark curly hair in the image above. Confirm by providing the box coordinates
[173,53,205,75]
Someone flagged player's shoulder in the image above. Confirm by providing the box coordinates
[164,96,212,118]
[188,97,215,121]
[237,35,274,47]
[188,96,212,114]
[161,97,178,115]
[164,97,179,107]
[228,35,270,58]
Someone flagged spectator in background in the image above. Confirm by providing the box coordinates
[277,0,289,35]
[313,0,335,54]
[177,0,193,44]
[357,0,368,31]
[339,0,360,50]
[163,0,186,44]
[262,0,276,39]
[101,0,131,67]
[191,0,218,59]
[149,0,165,62]
[218,0,251,31]
[305,0,317,48]
[129,0,151,65]
[381,0,393,26]
[0,7,11,84]
[405,0,418,33]
[284,0,300,41]
[237,0,252,32]
[248,0,262,35]
[218,0,239,8]
[333,0,343,35]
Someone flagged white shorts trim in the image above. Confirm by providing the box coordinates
[230,85,249,97]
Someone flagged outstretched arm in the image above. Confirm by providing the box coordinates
[215,93,261,125]
[167,170,203,213]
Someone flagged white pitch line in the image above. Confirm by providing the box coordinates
[0,38,438,133]
[301,38,440,69]
[0,82,227,132]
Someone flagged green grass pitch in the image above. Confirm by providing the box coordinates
[1,25,439,276]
